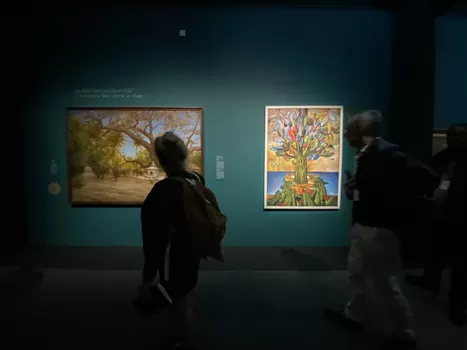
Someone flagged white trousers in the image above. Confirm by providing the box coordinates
[345,223,414,334]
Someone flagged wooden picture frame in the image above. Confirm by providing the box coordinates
[264,106,344,210]
[67,107,203,207]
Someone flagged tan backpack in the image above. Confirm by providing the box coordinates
[174,173,227,262]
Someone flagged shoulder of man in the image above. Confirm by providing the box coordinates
[371,140,414,164]
[359,139,399,164]
[371,140,434,175]
[144,178,184,203]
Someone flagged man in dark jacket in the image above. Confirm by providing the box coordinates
[334,111,439,348]
[405,124,467,326]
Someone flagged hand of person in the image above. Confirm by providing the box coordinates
[345,177,356,188]
[344,177,357,200]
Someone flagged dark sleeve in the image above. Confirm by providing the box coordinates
[391,151,440,197]
[344,183,355,201]
[430,149,449,175]
[141,180,183,283]
[447,160,467,217]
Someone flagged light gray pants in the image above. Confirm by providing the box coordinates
[345,223,414,335]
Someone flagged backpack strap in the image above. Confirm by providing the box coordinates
[170,171,201,186]
[163,226,176,282]
[187,171,202,185]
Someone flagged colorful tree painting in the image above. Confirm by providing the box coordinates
[67,108,203,206]
[265,106,343,209]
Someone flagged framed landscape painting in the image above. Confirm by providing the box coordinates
[264,106,343,210]
[67,107,203,206]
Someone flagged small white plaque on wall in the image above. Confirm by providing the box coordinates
[216,156,224,181]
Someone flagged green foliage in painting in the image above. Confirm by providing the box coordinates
[190,150,202,170]
[266,173,337,208]
[67,109,203,192]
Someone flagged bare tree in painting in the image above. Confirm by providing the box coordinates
[87,110,201,166]
[68,109,202,187]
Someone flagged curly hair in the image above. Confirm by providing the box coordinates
[154,132,188,172]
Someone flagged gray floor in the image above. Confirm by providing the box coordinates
[5,268,467,349]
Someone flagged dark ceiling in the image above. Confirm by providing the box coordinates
[447,1,467,15]
[18,0,467,16]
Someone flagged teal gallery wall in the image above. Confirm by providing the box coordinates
[26,8,393,247]
[435,16,467,128]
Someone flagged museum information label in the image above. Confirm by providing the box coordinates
[216,156,224,181]
[73,88,143,100]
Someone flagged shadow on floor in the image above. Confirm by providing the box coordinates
[281,248,336,270]
[6,269,467,350]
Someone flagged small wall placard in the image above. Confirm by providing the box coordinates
[216,156,224,181]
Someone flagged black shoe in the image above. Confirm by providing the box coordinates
[132,298,159,317]
[133,284,174,316]
[166,337,202,350]
[386,336,417,349]
[132,296,171,317]
[449,311,466,327]
[404,275,440,295]
[324,309,362,330]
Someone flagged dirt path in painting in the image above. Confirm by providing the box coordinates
[72,171,158,203]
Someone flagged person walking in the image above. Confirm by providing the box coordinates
[405,124,467,326]
[327,111,439,348]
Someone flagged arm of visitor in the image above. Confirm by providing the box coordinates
[391,151,440,197]
[141,185,170,283]
[141,180,184,283]
[141,197,166,283]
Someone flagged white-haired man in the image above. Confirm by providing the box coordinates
[328,111,439,348]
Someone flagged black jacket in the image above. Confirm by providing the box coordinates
[431,148,452,175]
[431,148,467,219]
[141,170,204,295]
[352,139,439,231]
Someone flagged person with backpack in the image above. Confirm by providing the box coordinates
[135,131,226,349]
[326,111,439,349]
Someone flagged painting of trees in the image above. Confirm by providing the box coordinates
[264,106,343,210]
[67,108,203,206]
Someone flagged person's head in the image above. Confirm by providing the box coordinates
[446,123,467,156]
[345,110,383,149]
[154,131,188,175]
